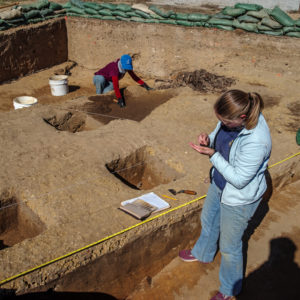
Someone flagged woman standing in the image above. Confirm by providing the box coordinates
[179,90,272,300]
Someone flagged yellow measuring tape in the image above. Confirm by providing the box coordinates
[0,151,299,286]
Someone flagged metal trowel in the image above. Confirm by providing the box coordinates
[168,189,197,195]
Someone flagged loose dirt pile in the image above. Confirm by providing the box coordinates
[156,69,236,93]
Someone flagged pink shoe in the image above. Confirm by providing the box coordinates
[210,291,232,300]
[179,249,199,262]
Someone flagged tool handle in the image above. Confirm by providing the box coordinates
[183,190,197,195]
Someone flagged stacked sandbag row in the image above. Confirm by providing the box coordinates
[0,0,65,31]
[1,1,299,38]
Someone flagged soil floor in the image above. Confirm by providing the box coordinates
[0,22,300,298]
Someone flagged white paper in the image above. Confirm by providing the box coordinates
[121,192,170,212]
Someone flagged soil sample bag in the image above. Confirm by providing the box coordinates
[222,7,246,17]
[49,2,62,11]
[208,18,234,26]
[234,3,263,11]
[188,13,210,22]
[237,14,260,23]
[261,17,282,29]
[270,6,295,27]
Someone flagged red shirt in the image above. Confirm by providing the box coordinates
[94,59,144,99]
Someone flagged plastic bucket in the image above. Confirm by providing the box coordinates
[13,96,38,110]
[49,75,69,96]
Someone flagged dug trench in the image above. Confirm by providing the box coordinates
[0,14,300,300]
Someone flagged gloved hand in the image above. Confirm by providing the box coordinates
[117,98,125,108]
[141,83,153,91]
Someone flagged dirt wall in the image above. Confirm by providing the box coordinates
[0,19,67,83]
[66,17,300,79]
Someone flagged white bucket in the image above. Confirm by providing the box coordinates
[13,96,38,110]
[49,75,69,96]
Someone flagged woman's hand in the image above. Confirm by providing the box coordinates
[198,133,210,146]
[189,142,215,157]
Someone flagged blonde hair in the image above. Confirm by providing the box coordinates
[214,89,264,130]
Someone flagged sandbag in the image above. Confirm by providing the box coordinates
[257,23,272,31]
[70,0,84,9]
[83,2,100,10]
[233,20,258,32]
[0,8,22,20]
[176,20,194,26]
[247,9,270,19]
[102,15,116,20]
[215,24,235,31]
[0,19,11,27]
[28,17,45,24]
[62,2,72,9]
[270,6,295,27]
[115,16,130,21]
[187,13,209,22]
[126,11,140,18]
[40,8,53,16]
[130,16,147,22]
[172,13,188,20]
[67,7,85,14]
[21,4,36,12]
[24,10,42,20]
[34,0,50,10]
[194,21,205,27]
[283,26,300,34]
[213,13,233,20]
[237,14,260,23]
[100,3,117,10]
[286,31,300,38]
[234,3,263,11]
[49,2,63,10]
[143,19,159,23]
[295,19,300,27]
[132,4,153,15]
[149,5,174,18]
[222,7,246,17]
[296,128,300,145]
[207,18,234,26]
[84,8,98,15]
[134,10,151,19]
[261,17,282,29]
[259,30,283,36]
[116,4,132,12]
[7,17,26,24]
[159,19,177,25]
[112,10,129,18]
[98,9,113,16]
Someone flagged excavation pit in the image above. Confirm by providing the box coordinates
[0,190,45,250]
[106,146,182,190]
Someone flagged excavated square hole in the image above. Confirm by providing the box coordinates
[106,146,181,190]
[0,190,45,250]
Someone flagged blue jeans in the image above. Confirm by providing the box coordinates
[191,181,260,296]
[93,75,114,95]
